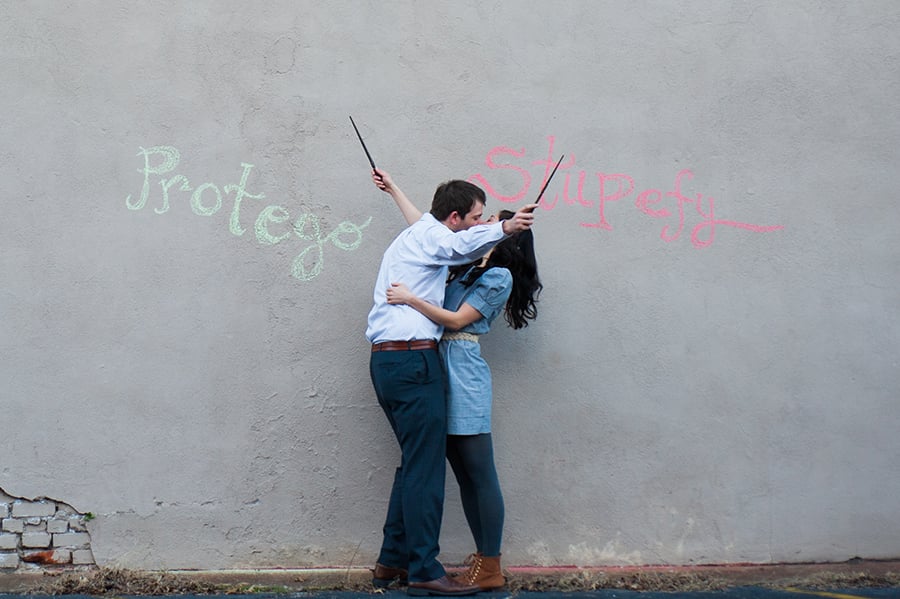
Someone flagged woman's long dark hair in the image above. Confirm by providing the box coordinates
[449,210,542,329]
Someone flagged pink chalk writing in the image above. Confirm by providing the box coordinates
[470,136,784,248]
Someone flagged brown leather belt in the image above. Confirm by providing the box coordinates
[372,340,438,352]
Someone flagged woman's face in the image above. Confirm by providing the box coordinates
[478,210,514,226]
[478,212,500,225]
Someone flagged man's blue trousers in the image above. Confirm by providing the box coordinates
[370,347,448,583]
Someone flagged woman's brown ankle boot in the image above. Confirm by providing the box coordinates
[457,553,505,590]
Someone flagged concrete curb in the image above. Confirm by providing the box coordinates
[1,559,898,593]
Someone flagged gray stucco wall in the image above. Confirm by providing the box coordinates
[2,1,898,570]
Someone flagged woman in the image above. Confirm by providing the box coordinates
[376,166,542,591]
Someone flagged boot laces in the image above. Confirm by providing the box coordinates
[460,553,483,583]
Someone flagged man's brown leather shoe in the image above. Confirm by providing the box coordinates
[407,575,480,596]
[372,563,409,588]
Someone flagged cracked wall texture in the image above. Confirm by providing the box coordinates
[1,1,899,570]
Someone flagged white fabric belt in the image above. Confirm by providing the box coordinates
[442,332,480,343]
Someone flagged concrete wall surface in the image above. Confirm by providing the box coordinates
[2,1,898,570]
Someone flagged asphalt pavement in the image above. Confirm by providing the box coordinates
[4,588,900,598]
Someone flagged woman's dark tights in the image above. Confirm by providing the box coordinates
[446,433,504,556]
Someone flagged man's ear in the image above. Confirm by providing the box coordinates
[447,211,461,227]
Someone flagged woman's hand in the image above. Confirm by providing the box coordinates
[386,282,415,305]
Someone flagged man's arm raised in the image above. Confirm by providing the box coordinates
[372,168,422,226]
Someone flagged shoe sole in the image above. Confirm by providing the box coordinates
[373,578,408,589]
[407,588,480,596]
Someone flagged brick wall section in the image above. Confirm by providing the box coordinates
[0,489,95,571]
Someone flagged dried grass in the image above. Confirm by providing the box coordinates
[34,567,222,596]
[507,570,730,593]
[765,570,900,590]
[29,565,900,595]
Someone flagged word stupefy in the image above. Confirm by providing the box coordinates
[470,136,784,248]
[125,146,371,281]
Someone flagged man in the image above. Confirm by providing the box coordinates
[366,169,535,596]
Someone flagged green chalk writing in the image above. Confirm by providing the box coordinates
[255,205,292,245]
[125,145,371,282]
[126,146,181,211]
[226,163,266,236]
[291,215,371,281]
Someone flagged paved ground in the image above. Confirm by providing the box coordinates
[1,560,898,598]
[3,589,900,598]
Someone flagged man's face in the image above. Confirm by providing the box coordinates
[452,200,485,232]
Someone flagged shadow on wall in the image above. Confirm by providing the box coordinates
[0,487,95,571]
